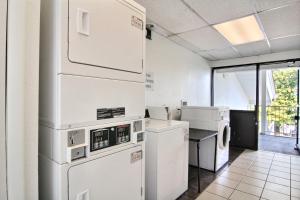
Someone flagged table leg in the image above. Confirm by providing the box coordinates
[197,142,200,193]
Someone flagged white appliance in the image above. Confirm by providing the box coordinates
[145,119,189,200]
[181,106,230,171]
[147,106,181,120]
[39,0,146,199]
[0,1,7,198]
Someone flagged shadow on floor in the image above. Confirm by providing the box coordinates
[259,134,300,155]
[177,147,244,200]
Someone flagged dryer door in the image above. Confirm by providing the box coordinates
[68,0,144,74]
[218,121,230,150]
[68,145,143,200]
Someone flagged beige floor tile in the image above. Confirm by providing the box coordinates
[292,169,300,176]
[292,180,300,189]
[264,182,290,195]
[261,189,290,200]
[269,170,290,179]
[291,197,300,200]
[206,183,234,199]
[249,166,269,174]
[270,165,290,173]
[252,162,271,169]
[241,176,265,188]
[231,161,251,169]
[236,182,263,197]
[220,171,244,181]
[292,164,300,170]
[196,191,227,200]
[255,157,273,164]
[227,166,247,175]
[267,175,290,187]
[292,188,300,198]
[229,190,259,200]
[246,170,268,180]
[272,161,290,168]
[292,174,300,181]
[214,177,239,189]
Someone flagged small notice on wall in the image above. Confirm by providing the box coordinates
[146,72,154,91]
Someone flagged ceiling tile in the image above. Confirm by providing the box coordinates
[168,35,201,52]
[206,47,240,60]
[235,40,271,57]
[270,35,300,52]
[197,51,217,61]
[134,0,207,34]
[183,0,256,24]
[258,3,300,39]
[255,0,300,12]
[178,26,231,50]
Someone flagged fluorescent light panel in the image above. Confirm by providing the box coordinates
[214,15,265,45]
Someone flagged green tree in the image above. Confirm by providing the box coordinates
[268,68,297,132]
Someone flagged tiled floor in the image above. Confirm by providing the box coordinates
[177,147,244,200]
[196,150,300,200]
[259,134,299,155]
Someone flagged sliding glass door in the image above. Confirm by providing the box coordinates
[212,65,259,150]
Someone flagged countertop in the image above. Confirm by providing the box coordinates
[189,128,218,142]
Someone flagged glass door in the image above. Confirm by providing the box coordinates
[212,65,259,150]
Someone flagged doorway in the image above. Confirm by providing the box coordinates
[212,65,259,150]
[212,60,300,153]
[259,64,300,155]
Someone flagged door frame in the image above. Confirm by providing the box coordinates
[0,0,8,199]
[211,58,300,151]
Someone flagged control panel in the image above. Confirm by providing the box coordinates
[90,124,131,152]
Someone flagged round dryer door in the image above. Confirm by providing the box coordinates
[218,121,230,149]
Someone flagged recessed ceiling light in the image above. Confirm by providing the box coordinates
[213,15,265,45]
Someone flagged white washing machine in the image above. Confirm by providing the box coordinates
[145,119,189,200]
[39,0,147,199]
[181,106,230,171]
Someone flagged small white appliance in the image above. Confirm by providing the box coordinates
[145,119,189,200]
[147,106,180,120]
[181,106,230,171]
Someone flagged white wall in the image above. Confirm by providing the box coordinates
[6,0,40,199]
[145,32,211,108]
[214,73,250,110]
[0,0,7,199]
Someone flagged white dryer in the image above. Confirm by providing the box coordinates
[39,0,147,199]
[181,106,230,171]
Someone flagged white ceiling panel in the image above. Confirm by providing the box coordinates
[270,35,300,52]
[178,26,231,50]
[259,3,300,39]
[255,0,300,12]
[134,0,207,34]
[168,35,201,52]
[183,0,256,24]
[206,47,240,60]
[235,40,271,57]
[197,51,216,61]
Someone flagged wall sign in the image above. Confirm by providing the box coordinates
[146,72,154,91]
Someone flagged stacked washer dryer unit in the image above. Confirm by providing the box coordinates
[39,0,146,200]
[181,107,230,171]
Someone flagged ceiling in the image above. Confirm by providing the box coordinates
[135,0,300,61]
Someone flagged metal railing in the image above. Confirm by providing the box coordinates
[260,106,298,138]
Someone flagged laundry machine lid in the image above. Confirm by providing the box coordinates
[145,119,189,133]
